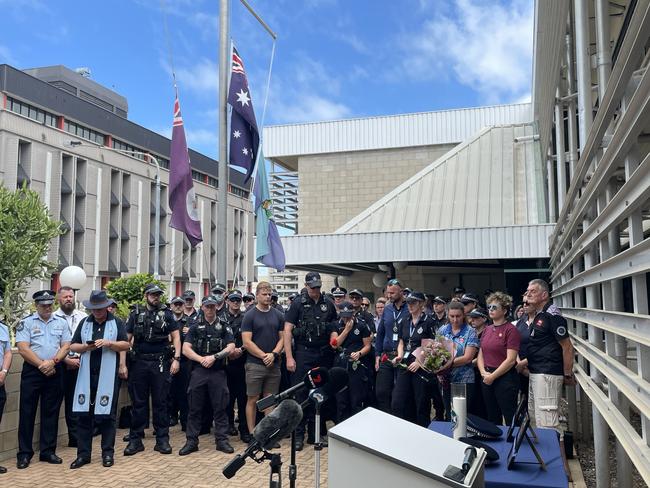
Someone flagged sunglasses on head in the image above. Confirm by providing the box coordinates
[387,279,402,287]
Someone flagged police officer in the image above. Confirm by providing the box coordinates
[15,290,71,469]
[211,282,227,298]
[430,296,448,330]
[221,290,250,443]
[374,279,409,414]
[179,295,235,455]
[331,286,347,310]
[460,293,480,314]
[330,302,371,422]
[124,284,181,456]
[0,302,13,474]
[169,296,192,430]
[284,272,337,451]
[183,290,199,320]
[243,292,256,311]
[348,289,376,404]
[271,290,285,312]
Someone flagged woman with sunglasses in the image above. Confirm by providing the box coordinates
[392,292,436,427]
[477,292,521,425]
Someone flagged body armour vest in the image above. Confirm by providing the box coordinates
[133,305,170,344]
[194,320,227,356]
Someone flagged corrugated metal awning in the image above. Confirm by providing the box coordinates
[281,224,554,267]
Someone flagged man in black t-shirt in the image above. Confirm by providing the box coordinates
[524,278,574,480]
[242,282,284,438]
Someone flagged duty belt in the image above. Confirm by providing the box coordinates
[135,351,167,361]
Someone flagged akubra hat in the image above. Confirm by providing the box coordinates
[83,290,112,310]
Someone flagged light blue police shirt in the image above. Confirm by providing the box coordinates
[15,313,71,361]
[0,322,9,357]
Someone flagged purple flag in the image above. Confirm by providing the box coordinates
[228,46,259,182]
[169,94,202,247]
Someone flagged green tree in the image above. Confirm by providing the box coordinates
[0,183,62,337]
[105,273,166,320]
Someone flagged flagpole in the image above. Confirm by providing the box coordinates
[217,0,230,286]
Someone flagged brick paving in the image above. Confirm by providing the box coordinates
[2,426,328,487]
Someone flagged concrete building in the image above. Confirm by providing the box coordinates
[265,103,548,301]
[0,64,255,299]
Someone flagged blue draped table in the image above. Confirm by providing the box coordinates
[428,421,568,488]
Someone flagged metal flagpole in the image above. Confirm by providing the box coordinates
[217,0,230,285]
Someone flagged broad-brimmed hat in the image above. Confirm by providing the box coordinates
[82,290,112,310]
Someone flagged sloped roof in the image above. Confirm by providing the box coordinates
[336,123,547,234]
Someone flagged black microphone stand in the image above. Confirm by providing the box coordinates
[288,431,298,488]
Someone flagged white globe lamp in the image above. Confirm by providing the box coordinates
[372,272,386,288]
[60,265,87,291]
[393,261,408,271]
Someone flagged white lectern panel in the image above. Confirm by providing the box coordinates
[328,408,485,488]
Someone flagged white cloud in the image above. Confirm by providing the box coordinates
[174,57,219,94]
[273,93,352,124]
[403,0,533,104]
[184,128,218,147]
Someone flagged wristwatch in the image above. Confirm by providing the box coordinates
[0,368,8,374]
[173,357,181,361]
[564,373,574,379]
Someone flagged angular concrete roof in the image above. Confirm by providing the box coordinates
[336,123,548,234]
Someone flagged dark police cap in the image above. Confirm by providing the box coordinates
[33,289,56,305]
[348,288,364,298]
[82,290,112,310]
[453,286,466,294]
[467,414,502,439]
[211,283,227,294]
[406,291,426,303]
[339,301,354,318]
[144,284,164,295]
[460,293,480,304]
[288,293,298,302]
[170,296,184,304]
[468,307,488,319]
[305,271,322,288]
[432,295,447,304]
[228,290,243,301]
[202,294,223,306]
[271,290,279,299]
[331,287,347,297]
[182,290,196,299]
[243,293,255,301]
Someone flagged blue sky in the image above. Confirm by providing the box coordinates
[0,0,533,160]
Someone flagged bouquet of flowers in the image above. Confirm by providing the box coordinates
[412,337,454,374]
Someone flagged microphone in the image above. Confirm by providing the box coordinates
[256,367,329,411]
[222,399,303,479]
[307,367,349,405]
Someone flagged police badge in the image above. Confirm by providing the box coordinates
[417,327,423,334]
[16,321,24,332]
[320,304,328,312]
[354,329,360,335]
[100,395,110,407]
[78,394,86,405]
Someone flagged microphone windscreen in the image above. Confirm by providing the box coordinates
[305,367,329,388]
[222,454,246,479]
[324,367,349,395]
[252,399,303,449]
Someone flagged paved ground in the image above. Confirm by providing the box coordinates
[2,426,328,487]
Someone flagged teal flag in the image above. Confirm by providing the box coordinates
[254,150,286,270]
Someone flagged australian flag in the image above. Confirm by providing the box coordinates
[228,46,259,183]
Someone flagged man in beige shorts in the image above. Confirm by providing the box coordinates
[241,282,284,441]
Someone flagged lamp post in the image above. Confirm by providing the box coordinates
[65,141,162,279]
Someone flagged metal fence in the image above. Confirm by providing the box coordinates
[545,1,650,486]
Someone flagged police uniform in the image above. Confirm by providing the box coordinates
[391,301,435,427]
[53,306,87,448]
[16,290,71,468]
[181,302,234,454]
[0,319,11,474]
[285,283,337,446]
[168,296,193,430]
[332,303,371,421]
[125,288,179,454]
[221,292,249,441]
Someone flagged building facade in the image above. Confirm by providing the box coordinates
[0,64,255,299]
